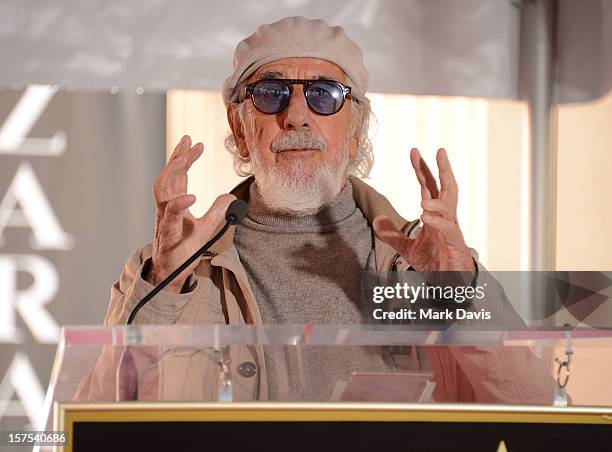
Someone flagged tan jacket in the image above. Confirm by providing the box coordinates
[75,176,556,404]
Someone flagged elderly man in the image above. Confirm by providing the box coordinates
[89,17,555,403]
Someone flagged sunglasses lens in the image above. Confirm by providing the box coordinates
[251,81,290,113]
[306,82,345,115]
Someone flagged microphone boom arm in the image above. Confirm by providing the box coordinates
[127,199,247,325]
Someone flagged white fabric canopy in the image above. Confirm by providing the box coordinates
[1,0,610,102]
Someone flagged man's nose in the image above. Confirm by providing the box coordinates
[282,86,310,130]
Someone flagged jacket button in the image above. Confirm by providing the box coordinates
[237,361,257,378]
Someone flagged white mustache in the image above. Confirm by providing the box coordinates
[270,131,327,152]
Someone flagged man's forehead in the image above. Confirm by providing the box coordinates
[250,57,347,82]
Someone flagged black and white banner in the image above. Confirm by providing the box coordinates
[0,86,164,433]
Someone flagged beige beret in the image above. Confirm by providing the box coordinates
[222,16,368,106]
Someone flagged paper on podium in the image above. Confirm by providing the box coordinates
[331,372,436,402]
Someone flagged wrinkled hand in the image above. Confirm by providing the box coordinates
[148,135,236,292]
[373,148,475,272]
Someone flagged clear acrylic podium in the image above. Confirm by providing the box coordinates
[41,325,612,451]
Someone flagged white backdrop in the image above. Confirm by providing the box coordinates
[1,0,611,102]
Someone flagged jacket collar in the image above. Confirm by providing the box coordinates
[209,175,418,255]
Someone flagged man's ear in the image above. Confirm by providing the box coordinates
[227,104,249,158]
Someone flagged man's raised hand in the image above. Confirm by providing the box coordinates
[372,147,475,272]
[148,135,235,292]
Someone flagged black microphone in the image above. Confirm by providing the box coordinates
[127,199,248,324]
[225,198,248,225]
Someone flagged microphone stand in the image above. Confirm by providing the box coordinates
[121,199,247,401]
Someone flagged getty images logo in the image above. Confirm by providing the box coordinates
[0,85,72,429]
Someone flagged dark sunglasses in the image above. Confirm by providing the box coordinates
[244,79,354,116]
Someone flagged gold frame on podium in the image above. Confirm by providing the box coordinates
[54,402,612,452]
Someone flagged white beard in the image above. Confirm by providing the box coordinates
[250,146,350,214]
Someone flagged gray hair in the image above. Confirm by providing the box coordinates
[224,91,375,179]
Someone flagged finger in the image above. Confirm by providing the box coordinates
[420,214,465,247]
[161,194,197,239]
[168,135,192,161]
[166,194,196,217]
[436,148,458,200]
[170,142,204,173]
[410,148,440,198]
[198,193,238,229]
[412,152,434,201]
[421,184,432,201]
[154,139,192,196]
[410,148,428,186]
[154,143,204,204]
[153,169,188,205]
[372,214,414,258]
[421,198,455,220]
